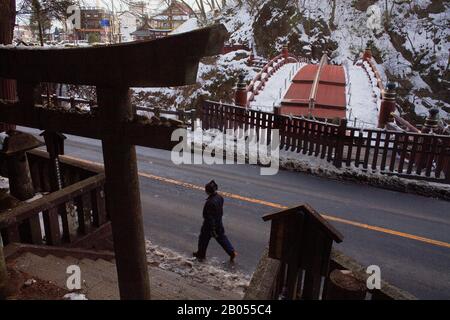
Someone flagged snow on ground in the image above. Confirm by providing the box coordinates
[250,62,305,112]
[0,176,8,189]
[145,240,250,297]
[63,293,88,300]
[187,126,450,193]
[346,62,379,128]
[221,2,256,46]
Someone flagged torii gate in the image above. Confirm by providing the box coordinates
[0,25,228,299]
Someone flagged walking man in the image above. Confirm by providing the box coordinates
[193,180,237,262]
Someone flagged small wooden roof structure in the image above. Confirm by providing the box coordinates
[263,203,343,264]
[263,203,343,243]
[262,203,344,300]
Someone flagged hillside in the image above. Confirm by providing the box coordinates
[132,0,449,125]
[219,0,449,123]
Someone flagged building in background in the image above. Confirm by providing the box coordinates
[150,1,195,31]
[13,25,34,43]
[130,21,170,41]
[74,7,113,43]
[118,11,141,43]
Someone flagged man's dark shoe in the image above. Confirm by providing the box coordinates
[193,251,205,261]
[229,251,237,263]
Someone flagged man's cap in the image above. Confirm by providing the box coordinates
[205,180,218,193]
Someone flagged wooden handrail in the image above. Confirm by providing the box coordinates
[0,173,105,228]
[391,114,421,133]
[309,54,329,108]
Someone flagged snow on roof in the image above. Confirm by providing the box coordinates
[130,28,171,36]
[170,18,199,35]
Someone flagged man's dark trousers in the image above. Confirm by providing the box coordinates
[197,224,234,259]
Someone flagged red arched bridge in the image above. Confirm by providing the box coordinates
[280,55,346,120]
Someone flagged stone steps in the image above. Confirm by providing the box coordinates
[11,252,240,300]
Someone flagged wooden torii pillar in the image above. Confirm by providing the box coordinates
[0,25,228,299]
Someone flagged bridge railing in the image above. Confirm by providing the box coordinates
[201,101,450,183]
[308,54,329,110]
[361,58,384,100]
[246,54,284,105]
[246,52,303,107]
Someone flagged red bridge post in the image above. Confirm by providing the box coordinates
[363,41,373,61]
[235,74,248,108]
[248,49,254,66]
[282,44,289,60]
[378,83,396,129]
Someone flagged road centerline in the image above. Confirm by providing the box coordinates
[61,154,450,250]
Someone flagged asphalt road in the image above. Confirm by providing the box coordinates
[20,127,450,299]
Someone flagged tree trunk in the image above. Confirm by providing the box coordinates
[0,0,16,131]
[329,0,336,30]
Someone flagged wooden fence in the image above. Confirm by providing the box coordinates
[0,150,108,246]
[201,101,450,182]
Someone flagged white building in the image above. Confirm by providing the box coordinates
[14,25,34,43]
[118,11,141,43]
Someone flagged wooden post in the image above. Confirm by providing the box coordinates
[2,131,43,201]
[235,74,248,108]
[378,83,396,129]
[0,0,17,132]
[0,234,7,299]
[333,119,347,168]
[190,109,196,131]
[282,44,289,60]
[97,86,150,300]
[6,152,35,200]
[363,40,373,62]
[421,108,439,134]
[324,269,367,300]
[248,51,254,66]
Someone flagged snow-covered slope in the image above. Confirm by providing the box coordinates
[217,0,450,123]
[132,50,257,109]
[346,62,380,128]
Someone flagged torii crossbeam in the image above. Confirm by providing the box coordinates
[0,24,228,299]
